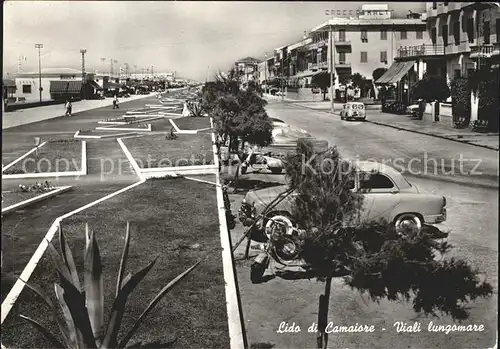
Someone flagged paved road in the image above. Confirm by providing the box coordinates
[232,101,498,349]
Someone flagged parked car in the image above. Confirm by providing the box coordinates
[406,104,420,117]
[340,102,366,121]
[238,161,447,238]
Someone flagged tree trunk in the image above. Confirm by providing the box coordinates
[317,276,333,349]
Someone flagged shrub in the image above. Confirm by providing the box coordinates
[450,77,471,122]
[20,222,201,348]
[477,68,499,132]
[412,74,450,103]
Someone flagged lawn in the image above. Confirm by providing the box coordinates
[1,178,230,349]
[1,190,41,209]
[124,133,214,168]
[173,116,212,131]
[2,139,82,174]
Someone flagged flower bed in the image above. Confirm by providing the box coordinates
[2,139,82,174]
[123,133,214,168]
[173,116,211,131]
[1,178,230,349]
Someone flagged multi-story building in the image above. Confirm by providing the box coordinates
[387,2,499,122]
[234,57,262,84]
[290,4,427,90]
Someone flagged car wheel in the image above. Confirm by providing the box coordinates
[394,214,422,237]
[264,213,294,239]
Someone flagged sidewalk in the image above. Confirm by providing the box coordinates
[2,94,154,130]
[264,94,381,110]
[365,110,499,151]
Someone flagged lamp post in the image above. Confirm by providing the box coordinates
[264,53,268,95]
[281,50,284,102]
[329,27,335,112]
[80,49,87,99]
[35,44,43,102]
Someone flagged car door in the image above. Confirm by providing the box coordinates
[357,172,401,224]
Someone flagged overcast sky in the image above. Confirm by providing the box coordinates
[3,1,425,81]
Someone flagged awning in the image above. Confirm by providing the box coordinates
[50,81,68,94]
[376,61,415,84]
[67,81,83,94]
[290,71,316,79]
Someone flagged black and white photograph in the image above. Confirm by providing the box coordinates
[1,1,499,349]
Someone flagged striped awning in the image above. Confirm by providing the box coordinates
[50,80,68,94]
[67,81,83,94]
[376,61,415,84]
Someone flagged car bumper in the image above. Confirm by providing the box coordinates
[423,209,447,224]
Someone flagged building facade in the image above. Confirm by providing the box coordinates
[234,57,263,84]
[277,4,428,94]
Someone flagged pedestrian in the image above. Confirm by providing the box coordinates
[65,99,72,116]
[113,95,119,109]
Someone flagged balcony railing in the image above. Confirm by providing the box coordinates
[470,43,500,59]
[335,40,351,46]
[335,62,351,68]
[396,44,445,59]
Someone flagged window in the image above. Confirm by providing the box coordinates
[400,29,407,40]
[466,18,474,43]
[339,52,346,63]
[432,2,437,9]
[454,69,461,78]
[444,1,449,5]
[380,51,387,63]
[380,29,387,40]
[339,29,346,42]
[416,30,423,39]
[442,24,448,46]
[453,22,460,45]
[360,173,394,190]
[22,84,32,94]
[497,19,500,42]
[360,51,368,63]
[483,21,490,44]
[361,29,368,42]
[431,27,437,44]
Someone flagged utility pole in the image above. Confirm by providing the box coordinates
[151,65,154,79]
[35,44,43,102]
[80,49,87,99]
[329,27,335,112]
[281,50,284,102]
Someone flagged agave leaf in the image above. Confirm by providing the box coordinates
[84,227,105,345]
[57,270,98,349]
[101,257,158,349]
[59,224,81,290]
[47,242,73,286]
[21,280,73,347]
[19,314,66,349]
[117,260,202,349]
[55,283,83,349]
[116,222,131,298]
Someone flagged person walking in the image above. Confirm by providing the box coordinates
[65,99,72,116]
[113,95,119,109]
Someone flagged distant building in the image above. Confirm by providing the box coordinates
[234,57,263,83]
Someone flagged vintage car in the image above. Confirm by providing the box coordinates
[238,161,447,238]
[340,102,366,121]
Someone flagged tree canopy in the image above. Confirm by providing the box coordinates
[201,69,273,152]
[372,67,388,83]
[411,73,450,103]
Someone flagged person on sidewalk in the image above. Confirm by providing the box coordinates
[113,95,119,109]
[65,99,72,116]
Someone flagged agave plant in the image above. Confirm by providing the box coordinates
[20,222,201,349]
[187,101,205,117]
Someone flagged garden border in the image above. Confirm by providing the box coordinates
[0,180,146,325]
[2,142,48,172]
[1,186,72,216]
[2,141,87,179]
[98,115,166,125]
[169,119,199,134]
[95,123,152,132]
[74,130,138,139]
[209,116,247,349]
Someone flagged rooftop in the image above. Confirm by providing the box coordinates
[235,56,262,64]
[312,18,425,32]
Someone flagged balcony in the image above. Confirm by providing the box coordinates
[395,45,445,60]
[470,43,500,59]
[307,41,327,51]
[335,62,351,69]
[335,40,351,46]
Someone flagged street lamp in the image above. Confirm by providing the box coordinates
[35,44,43,102]
[264,53,268,95]
[80,49,87,99]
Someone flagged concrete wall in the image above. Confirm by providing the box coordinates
[285,88,325,101]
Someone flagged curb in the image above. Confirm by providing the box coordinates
[210,117,248,349]
[1,186,73,216]
[366,120,499,151]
